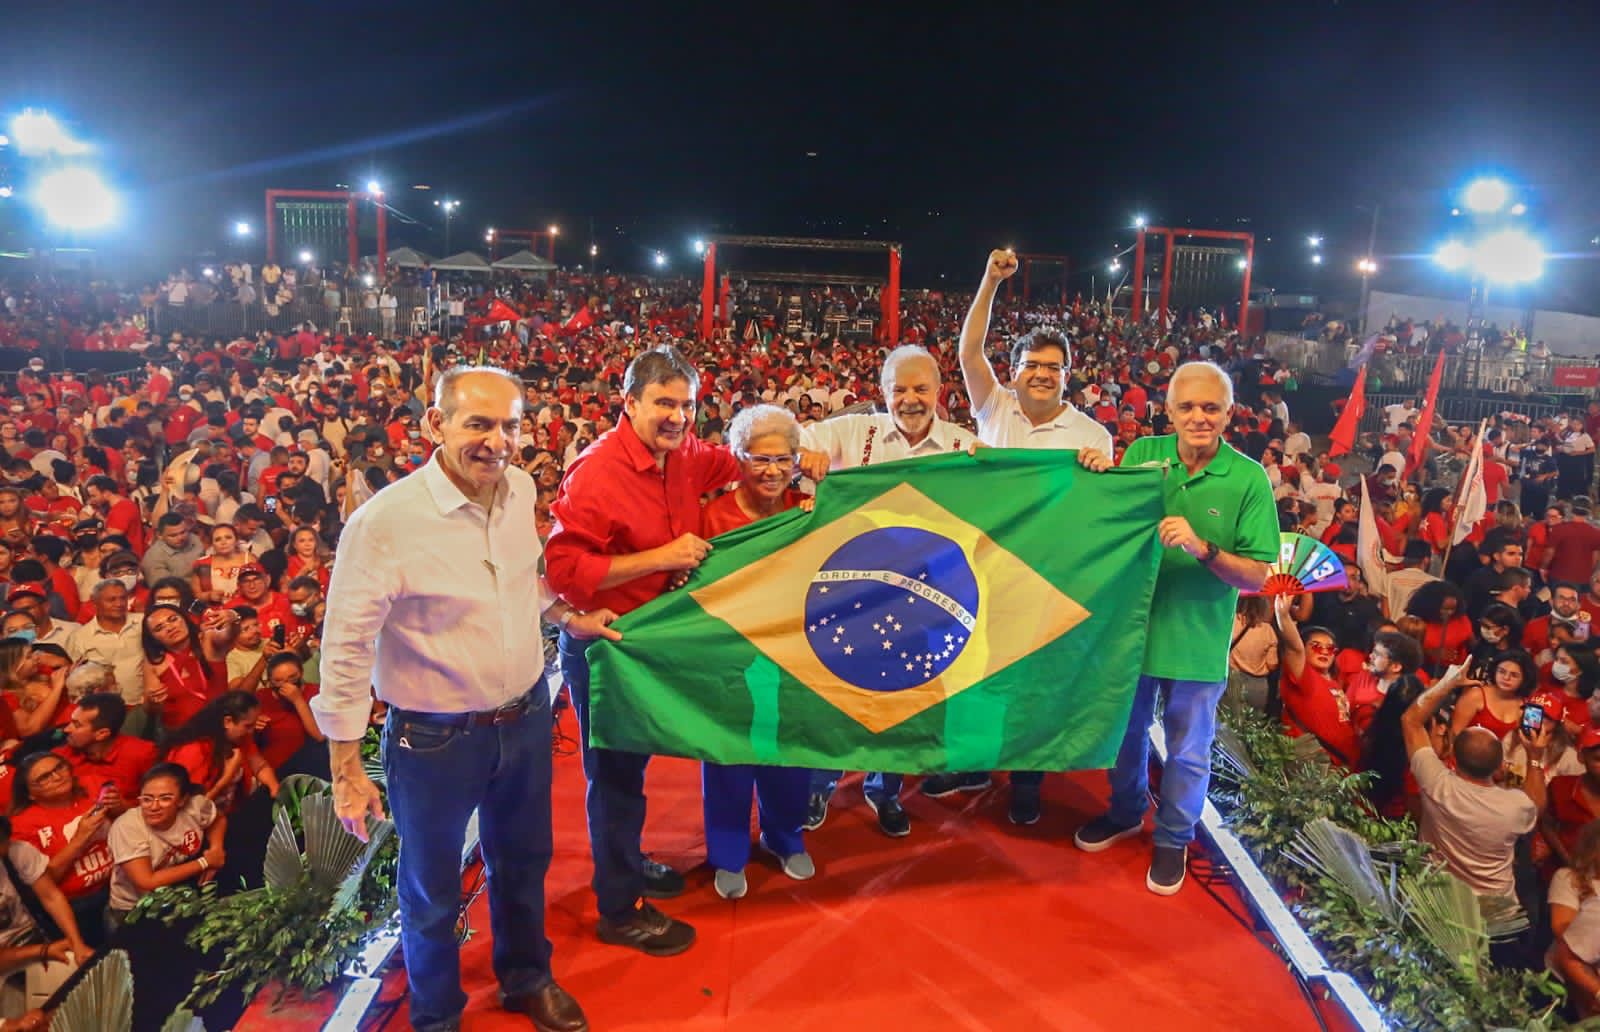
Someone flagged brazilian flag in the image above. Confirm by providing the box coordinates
[586,450,1166,774]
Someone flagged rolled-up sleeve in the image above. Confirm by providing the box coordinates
[545,464,616,612]
[311,505,398,742]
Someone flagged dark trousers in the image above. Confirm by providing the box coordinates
[382,678,554,1030]
[560,631,650,921]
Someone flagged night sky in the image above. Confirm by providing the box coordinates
[6,1,1600,306]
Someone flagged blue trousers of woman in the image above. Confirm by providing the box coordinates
[702,762,809,871]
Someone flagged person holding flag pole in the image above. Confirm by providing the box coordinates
[1442,418,1491,579]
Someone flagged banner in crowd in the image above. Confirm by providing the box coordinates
[586,451,1165,774]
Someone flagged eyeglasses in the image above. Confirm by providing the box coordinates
[28,764,70,786]
[1018,361,1064,374]
[137,793,178,805]
[1307,642,1338,654]
[740,454,796,471]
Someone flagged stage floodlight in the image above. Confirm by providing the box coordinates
[35,167,116,230]
[298,249,313,264]
[1463,177,1510,214]
[1434,240,1472,271]
[11,110,89,157]
[1473,229,1543,284]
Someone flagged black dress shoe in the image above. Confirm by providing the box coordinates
[503,982,588,1032]
[640,856,685,898]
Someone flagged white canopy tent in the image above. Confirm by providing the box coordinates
[380,246,432,268]
[430,251,494,273]
[491,249,557,273]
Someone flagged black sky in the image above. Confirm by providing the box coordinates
[6,0,1600,303]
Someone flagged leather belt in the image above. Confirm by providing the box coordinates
[392,690,536,728]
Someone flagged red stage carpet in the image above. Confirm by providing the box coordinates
[243,730,1326,1031]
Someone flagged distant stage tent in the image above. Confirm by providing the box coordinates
[430,251,494,273]
[491,249,557,273]
[379,246,432,269]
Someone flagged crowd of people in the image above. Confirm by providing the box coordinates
[1,242,1597,1026]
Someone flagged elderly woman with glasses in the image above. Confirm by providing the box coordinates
[697,404,816,900]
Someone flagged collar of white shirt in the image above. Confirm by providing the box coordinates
[420,453,514,515]
[880,415,963,452]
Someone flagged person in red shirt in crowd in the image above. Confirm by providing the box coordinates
[17,393,56,436]
[1404,580,1473,675]
[1526,503,1564,573]
[143,362,173,404]
[227,563,302,641]
[281,528,332,594]
[1274,597,1363,768]
[254,651,324,777]
[9,751,118,923]
[84,476,145,557]
[1416,488,1454,555]
[1526,582,1584,663]
[163,392,202,447]
[1543,500,1600,586]
[1448,649,1538,742]
[1481,445,1510,507]
[546,345,742,955]
[141,604,239,731]
[28,536,81,621]
[1542,726,1600,871]
[55,693,159,804]
[164,690,279,814]
[1321,498,1356,546]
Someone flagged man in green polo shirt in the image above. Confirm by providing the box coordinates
[1071,361,1277,895]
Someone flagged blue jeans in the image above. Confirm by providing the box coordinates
[702,762,808,871]
[809,769,902,804]
[1106,675,1226,849]
[560,631,650,921]
[382,679,554,1030]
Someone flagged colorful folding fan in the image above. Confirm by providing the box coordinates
[1242,532,1350,597]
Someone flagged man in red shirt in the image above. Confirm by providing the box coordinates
[546,346,741,956]
[85,476,146,556]
[228,563,303,641]
[1542,504,1600,585]
[56,693,159,804]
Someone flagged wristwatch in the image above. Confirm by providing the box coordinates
[1199,540,1220,564]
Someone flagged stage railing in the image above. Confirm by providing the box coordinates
[1267,333,1600,397]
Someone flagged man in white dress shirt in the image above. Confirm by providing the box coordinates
[920,248,1114,824]
[314,367,618,1032]
[796,345,974,838]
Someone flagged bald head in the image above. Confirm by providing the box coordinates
[1453,727,1503,779]
[433,366,523,418]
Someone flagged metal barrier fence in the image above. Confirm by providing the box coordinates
[1359,392,1573,434]
[1265,333,1600,398]
[150,283,436,340]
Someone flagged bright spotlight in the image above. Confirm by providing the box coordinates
[693,238,705,255]
[654,251,667,267]
[548,225,559,236]
[35,167,116,230]
[362,274,375,288]
[1510,202,1527,216]
[1463,177,1510,214]
[0,135,8,147]
[1108,259,1121,272]
[365,179,382,195]
[1356,258,1379,275]
[589,244,598,257]
[234,221,251,237]
[1473,229,1544,284]
[202,267,215,278]
[1236,258,1249,270]
[298,249,313,264]
[0,187,12,199]
[1311,253,1323,265]
[1434,240,1472,271]
[1133,214,1147,229]
[10,110,89,157]
[1307,235,1322,247]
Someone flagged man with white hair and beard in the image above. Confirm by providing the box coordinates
[919,248,1115,826]
[796,344,976,838]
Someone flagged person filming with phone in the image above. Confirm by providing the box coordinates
[1401,661,1551,901]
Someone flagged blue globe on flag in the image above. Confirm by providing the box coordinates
[803,527,979,692]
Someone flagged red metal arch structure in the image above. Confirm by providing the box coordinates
[699,235,902,343]
[265,188,387,270]
[487,227,557,262]
[1132,226,1254,330]
[1006,253,1072,305]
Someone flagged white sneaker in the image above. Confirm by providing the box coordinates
[713,868,748,899]
[759,836,816,880]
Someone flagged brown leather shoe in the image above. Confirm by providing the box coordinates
[503,981,588,1032]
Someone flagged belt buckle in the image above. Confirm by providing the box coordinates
[489,697,524,725]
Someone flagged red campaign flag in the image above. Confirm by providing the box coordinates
[1072,294,1082,317]
[1404,351,1446,478]
[1328,364,1367,458]
[561,305,593,335]
[485,299,521,324]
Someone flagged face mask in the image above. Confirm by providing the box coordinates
[290,602,310,618]
[407,429,421,439]
[1553,659,1576,683]
[115,574,138,591]
[7,628,35,644]
[1479,626,1503,644]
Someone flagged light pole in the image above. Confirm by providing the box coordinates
[435,198,460,254]
[1356,204,1380,334]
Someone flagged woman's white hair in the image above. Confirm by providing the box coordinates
[728,403,800,454]
[1168,361,1235,408]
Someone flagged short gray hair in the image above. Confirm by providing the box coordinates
[433,366,524,416]
[90,579,128,601]
[728,404,800,455]
[880,344,938,392]
[64,661,112,701]
[1169,361,1235,408]
[623,346,699,400]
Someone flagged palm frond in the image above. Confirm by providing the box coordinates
[52,948,134,1032]
[330,817,396,912]
[1479,892,1532,941]
[1287,733,1334,769]
[302,792,382,892]
[1399,873,1488,975]
[1282,818,1399,921]
[158,1007,206,1032]
[363,752,386,788]
[1211,723,1258,784]
[262,803,303,891]
[272,773,331,828]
